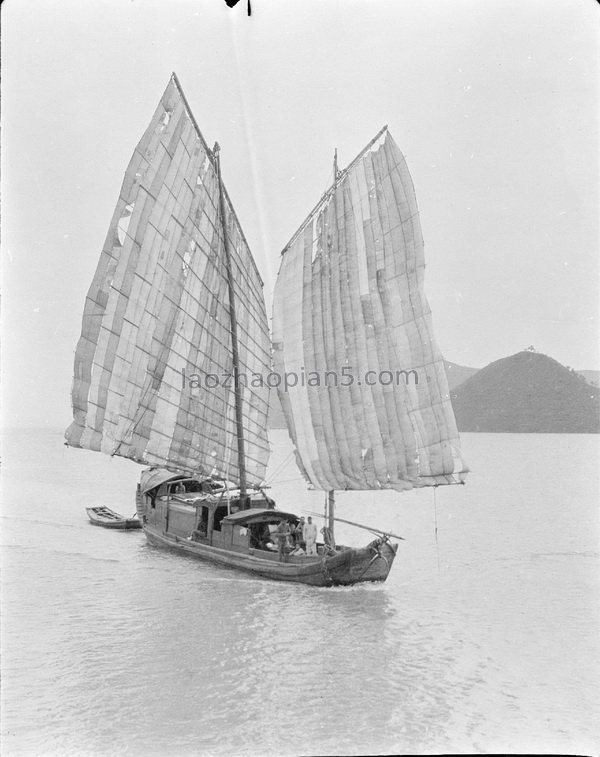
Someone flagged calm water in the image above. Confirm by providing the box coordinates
[1,428,599,756]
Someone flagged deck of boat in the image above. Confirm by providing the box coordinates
[144,524,397,586]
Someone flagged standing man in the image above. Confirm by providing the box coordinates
[296,516,306,550]
[275,519,291,561]
[303,516,318,556]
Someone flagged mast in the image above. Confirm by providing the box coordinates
[281,126,387,257]
[326,148,339,542]
[214,142,247,497]
[327,490,335,541]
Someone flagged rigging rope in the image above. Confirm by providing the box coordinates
[264,450,295,486]
[268,477,305,485]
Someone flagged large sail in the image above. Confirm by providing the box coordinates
[66,74,271,486]
[272,128,468,491]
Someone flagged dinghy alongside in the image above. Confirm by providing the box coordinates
[86,506,141,530]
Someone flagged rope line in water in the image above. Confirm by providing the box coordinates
[434,486,440,573]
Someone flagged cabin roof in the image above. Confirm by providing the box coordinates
[223,508,298,525]
[140,469,187,493]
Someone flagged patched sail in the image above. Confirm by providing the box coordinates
[66,74,271,486]
[272,128,468,491]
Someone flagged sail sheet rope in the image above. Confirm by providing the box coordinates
[264,450,295,486]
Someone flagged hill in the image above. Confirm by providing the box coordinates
[578,369,600,387]
[444,360,479,390]
[451,351,600,433]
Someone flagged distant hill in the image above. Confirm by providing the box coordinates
[578,369,600,388]
[444,360,478,390]
[451,351,600,433]
[267,352,600,433]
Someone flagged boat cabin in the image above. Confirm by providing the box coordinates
[139,474,294,554]
[218,508,300,555]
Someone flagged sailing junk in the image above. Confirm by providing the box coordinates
[66,75,467,586]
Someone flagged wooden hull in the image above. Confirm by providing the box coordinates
[136,474,398,586]
[86,507,142,530]
[143,524,397,587]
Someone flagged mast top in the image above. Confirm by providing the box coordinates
[282,125,389,256]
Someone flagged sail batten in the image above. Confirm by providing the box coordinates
[66,75,271,486]
[272,130,468,491]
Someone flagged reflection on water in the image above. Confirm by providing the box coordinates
[1,429,599,755]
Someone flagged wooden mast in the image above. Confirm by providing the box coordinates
[327,490,335,541]
[326,148,339,541]
[214,142,247,497]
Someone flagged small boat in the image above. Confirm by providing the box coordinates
[86,506,142,530]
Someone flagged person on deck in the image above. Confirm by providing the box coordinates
[275,520,291,561]
[257,523,274,550]
[296,517,306,549]
[321,526,336,555]
[303,516,317,556]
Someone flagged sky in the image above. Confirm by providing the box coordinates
[2,0,598,429]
